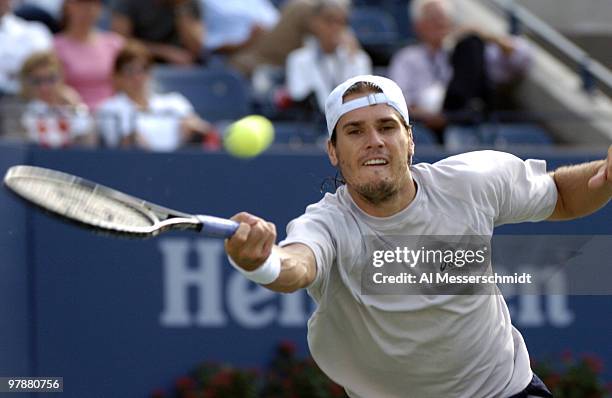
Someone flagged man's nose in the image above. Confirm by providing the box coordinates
[365,128,385,148]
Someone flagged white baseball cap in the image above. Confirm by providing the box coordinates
[324,75,410,137]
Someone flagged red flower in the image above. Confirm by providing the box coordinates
[561,349,573,364]
[210,370,233,387]
[175,376,196,390]
[582,354,604,374]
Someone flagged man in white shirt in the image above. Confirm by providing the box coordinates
[224,74,611,397]
[286,0,371,114]
[0,0,52,95]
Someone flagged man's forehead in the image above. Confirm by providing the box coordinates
[337,102,403,129]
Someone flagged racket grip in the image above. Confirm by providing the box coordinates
[196,215,240,238]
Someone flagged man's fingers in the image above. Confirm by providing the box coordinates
[587,165,606,189]
[225,213,277,271]
[230,212,258,225]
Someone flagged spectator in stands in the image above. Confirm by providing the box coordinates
[110,0,203,65]
[285,0,371,115]
[207,0,359,77]
[54,0,124,111]
[389,0,532,141]
[96,41,220,151]
[0,0,52,96]
[14,0,64,33]
[19,51,96,148]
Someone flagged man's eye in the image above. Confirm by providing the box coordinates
[347,130,360,135]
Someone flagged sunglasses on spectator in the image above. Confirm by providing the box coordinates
[28,74,60,86]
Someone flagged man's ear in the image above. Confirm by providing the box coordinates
[407,125,415,161]
[327,139,338,167]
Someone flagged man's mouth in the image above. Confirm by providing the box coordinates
[362,158,389,166]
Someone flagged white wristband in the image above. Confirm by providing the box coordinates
[227,251,281,284]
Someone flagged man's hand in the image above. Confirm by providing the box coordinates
[588,145,612,189]
[225,212,277,272]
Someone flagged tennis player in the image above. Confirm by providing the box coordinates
[225,75,612,398]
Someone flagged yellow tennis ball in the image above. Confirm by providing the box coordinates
[224,115,275,158]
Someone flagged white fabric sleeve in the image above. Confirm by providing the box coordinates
[278,202,336,299]
[430,151,557,226]
[493,153,558,225]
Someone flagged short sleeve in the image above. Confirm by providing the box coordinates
[493,153,558,225]
[425,151,557,228]
[278,200,337,300]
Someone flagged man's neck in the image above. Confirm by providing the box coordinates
[347,172,417,218]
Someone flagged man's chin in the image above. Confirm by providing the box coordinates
[354,180,399,205]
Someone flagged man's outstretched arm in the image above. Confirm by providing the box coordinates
[548,145,612,221]
[224,212,317,293]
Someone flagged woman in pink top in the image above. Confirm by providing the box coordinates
[53,0,124,110]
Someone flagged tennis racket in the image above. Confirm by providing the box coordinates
[3,165,239,239]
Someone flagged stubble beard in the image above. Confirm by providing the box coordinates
[355,179,400,205]
[342,161,409,206]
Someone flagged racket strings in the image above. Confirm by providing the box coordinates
[12,178,155,229]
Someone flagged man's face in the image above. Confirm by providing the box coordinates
[310,7,349,53]
[415,1,452,48]
[327,92,414,205]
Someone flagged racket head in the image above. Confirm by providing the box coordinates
[3,165,201,238]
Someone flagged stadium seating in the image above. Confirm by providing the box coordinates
[350,6,402,65]
[444,125,482,151]
[412,124,439,146]
[152,67,252,122]
[487,123,554,148]
[444,122,554,150]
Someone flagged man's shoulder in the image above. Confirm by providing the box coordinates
[434,150,520,169]
[414,150,522,190]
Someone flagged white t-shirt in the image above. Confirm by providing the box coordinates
[0,13,52,94]
[96,92,194,151]
[21,100,93,148]
[280,151,558,398]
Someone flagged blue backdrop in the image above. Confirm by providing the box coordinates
[0,143,610,397]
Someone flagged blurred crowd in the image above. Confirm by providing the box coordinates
[0,0,532,151]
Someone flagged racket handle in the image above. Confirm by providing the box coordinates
[196,215,240,238]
